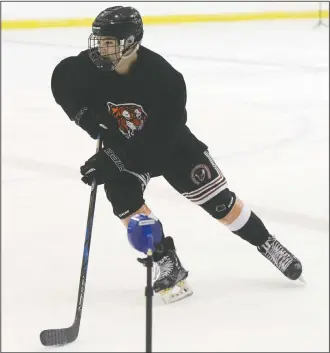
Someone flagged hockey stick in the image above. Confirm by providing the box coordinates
[40,137,102,346]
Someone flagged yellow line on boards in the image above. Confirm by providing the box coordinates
[2,10,329,30]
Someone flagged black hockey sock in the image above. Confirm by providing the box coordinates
[232,211,270,246]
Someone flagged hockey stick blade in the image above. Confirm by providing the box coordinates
[40,325,78,346]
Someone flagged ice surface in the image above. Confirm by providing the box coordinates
[2,20,329,352]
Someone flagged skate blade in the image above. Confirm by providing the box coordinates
[159,280,193,304]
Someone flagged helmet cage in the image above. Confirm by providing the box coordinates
[88,34,140,71]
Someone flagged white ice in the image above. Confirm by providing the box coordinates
[2,19,329,352]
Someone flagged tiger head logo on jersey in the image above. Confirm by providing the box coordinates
[107,102,148,139]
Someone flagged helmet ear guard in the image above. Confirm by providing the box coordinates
[120,35,140,59]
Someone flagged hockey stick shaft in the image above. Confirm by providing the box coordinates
[146,251,153,352]
[73,138,102,324]
[40,137,102,346]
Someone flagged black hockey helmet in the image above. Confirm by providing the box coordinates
[88,6,143,71]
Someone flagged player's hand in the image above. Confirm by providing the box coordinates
[80,147,125,186]
[75,107,117,140]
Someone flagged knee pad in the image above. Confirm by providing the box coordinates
[202,188,269,246]
[201,188,237,219]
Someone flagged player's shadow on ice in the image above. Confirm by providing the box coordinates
[95,275,306,311]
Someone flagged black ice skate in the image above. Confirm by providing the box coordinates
[138,236,193,303]
[257,235,304,282]
[152,248,192,303]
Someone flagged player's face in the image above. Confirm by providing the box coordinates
[98,36,121,62]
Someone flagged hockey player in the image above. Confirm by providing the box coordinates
[51,6,303,303]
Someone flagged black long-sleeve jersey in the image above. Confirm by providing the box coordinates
[51,45,207,175]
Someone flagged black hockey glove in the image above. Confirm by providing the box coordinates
[80,147,125,186]
[74,106,119,141]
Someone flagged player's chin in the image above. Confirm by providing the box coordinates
[100,55,116,62]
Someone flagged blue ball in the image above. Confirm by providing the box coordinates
[127,214,162,254]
